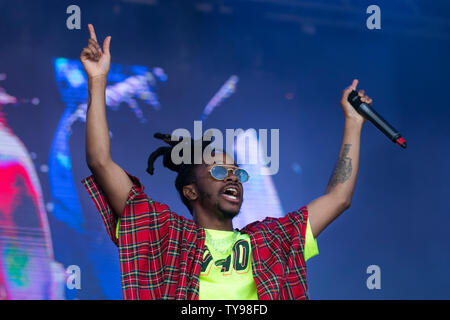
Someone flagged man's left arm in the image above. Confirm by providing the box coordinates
[307,79,372,238]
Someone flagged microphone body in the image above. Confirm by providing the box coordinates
[348,90,407,149]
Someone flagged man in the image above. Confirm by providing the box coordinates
[80,24,372,300]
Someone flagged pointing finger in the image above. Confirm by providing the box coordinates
[88,24,97,42]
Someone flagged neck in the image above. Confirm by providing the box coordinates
[193,207,234,231]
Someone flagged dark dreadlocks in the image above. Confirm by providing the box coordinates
[146,133,215,215]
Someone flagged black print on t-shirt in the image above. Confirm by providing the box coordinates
[201,239,250,273]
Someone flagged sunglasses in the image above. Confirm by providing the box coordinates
[208,165,250,183]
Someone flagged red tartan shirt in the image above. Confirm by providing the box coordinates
[81,171,310,300]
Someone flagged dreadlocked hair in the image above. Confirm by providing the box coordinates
[146,132,214,215]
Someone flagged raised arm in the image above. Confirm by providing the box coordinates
[81,24,132,218]
[308,79,372,238]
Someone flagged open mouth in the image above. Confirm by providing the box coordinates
[221,185,240,203]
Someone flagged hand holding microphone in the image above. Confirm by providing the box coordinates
[341,79,407,149]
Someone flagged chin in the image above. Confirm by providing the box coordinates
[219,203,241,219]
[222,210,240,219]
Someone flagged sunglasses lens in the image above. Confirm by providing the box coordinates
[211,166,228,180]
[210,166,249,183]
[234,169,249,183]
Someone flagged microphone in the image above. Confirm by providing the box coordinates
[348,90,407,149]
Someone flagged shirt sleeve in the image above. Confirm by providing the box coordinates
[81,170,144,246]
[304,218,319,261]
[275,206,319,262]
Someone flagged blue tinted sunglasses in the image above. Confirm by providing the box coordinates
[208,165,250,183]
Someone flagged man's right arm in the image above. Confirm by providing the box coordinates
[82,24,132,218]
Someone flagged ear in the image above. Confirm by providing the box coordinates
[183,184,198,201]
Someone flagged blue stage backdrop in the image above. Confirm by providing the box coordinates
[0,0,449,299]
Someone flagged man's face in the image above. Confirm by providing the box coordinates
[194,153,244,219]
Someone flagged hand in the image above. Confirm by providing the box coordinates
[340,79,373,125]
[80,24,111,80]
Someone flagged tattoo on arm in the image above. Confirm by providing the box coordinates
[328,144,352,188]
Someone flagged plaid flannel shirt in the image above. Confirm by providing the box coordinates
[81,171,310,300]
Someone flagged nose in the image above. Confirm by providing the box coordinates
[224,169,239,183]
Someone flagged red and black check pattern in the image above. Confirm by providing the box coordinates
[81,171,309,300]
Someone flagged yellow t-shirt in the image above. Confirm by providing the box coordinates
[115,218,318,300]
[198,218,318,300]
